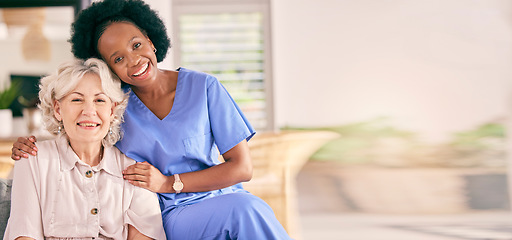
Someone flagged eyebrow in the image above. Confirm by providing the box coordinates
[69,92,107,97]
[108,36,139,61]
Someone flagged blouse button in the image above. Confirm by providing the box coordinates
[91,208,98,215]
[85,170,93,178]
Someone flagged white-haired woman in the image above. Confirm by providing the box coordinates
[4,58,165,240]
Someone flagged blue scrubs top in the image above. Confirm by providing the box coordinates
[116,68,256,214]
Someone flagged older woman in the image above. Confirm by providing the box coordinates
[4,58,165,240]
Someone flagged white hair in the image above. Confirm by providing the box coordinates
[38,58,128,146]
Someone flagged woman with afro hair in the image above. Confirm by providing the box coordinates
[12,0,291,239]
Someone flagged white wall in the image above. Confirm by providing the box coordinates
[144,0,174,69]
[0,7,75,88]
[271,0,512,142]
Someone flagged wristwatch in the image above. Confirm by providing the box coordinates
[172,174,184,194]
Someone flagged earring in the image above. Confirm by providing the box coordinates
[57,125,62,134]
[153,48,157,53]
[109,126,113,135]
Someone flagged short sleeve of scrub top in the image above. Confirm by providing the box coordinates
[206,73,256,154]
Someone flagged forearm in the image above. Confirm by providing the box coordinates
[162,140,253,193]
[169,159,252,193]
[125,140,253,194]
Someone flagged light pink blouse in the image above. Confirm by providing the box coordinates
[4,136,166,240]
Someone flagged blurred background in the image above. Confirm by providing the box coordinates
[0,0,512,239]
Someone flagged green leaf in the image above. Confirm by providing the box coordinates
[0,80,22,109]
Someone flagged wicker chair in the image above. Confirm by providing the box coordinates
[243,130,339,239]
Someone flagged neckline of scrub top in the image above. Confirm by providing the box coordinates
[129,68,183,122]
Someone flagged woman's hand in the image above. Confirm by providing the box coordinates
[11,136,38,160]
[123,161,171,193]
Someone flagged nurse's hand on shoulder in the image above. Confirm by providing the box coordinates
[123,161,171,193]
[11,136,38,160]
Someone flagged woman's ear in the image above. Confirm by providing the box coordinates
[147,37,155,51]
[110,102,118,121]
[53,100,62,121]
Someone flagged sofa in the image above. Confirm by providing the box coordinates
[0,178,12,239]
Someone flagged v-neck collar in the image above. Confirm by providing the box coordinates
[128,68,182,122]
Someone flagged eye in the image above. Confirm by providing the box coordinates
[95,98,107,103]
[114,56,123,63]
[134,42,141,49]
[71,98,83,102]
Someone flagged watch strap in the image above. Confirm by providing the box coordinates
[173,174,183,194]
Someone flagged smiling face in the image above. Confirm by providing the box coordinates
[97,22,157,88]
[54,73,114,146]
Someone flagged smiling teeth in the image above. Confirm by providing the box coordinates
[78,123,98,127]
[133,63,148,76]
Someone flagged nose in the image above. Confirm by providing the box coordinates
[82,101,97,116]
[126,53,141,67]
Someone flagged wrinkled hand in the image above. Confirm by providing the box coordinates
[123,161,170,193]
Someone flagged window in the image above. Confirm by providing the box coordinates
[172,0,274,131]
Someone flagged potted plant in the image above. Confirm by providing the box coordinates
[0,80,22,137]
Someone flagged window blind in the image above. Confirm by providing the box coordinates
[178,12,271,131]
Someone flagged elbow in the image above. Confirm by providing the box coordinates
[243,165,253,182]
[239,161,253,182]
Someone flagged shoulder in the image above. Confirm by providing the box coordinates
[35,138,68,162]
[178,67,213,78]
[178,67,218,86]
[33,138,60,162]
[111,146,137,169]
[14,139,59,172]
[34,138,59,151]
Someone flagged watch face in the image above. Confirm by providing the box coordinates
[173,181,184,191]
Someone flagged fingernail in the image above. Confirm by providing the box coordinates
[31,151,36,155]
[33,147,38,151]
[23,154,28,158]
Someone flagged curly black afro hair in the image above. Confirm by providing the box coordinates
[70,0,170,62]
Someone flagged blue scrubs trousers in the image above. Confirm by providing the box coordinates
[163,193,291,239]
